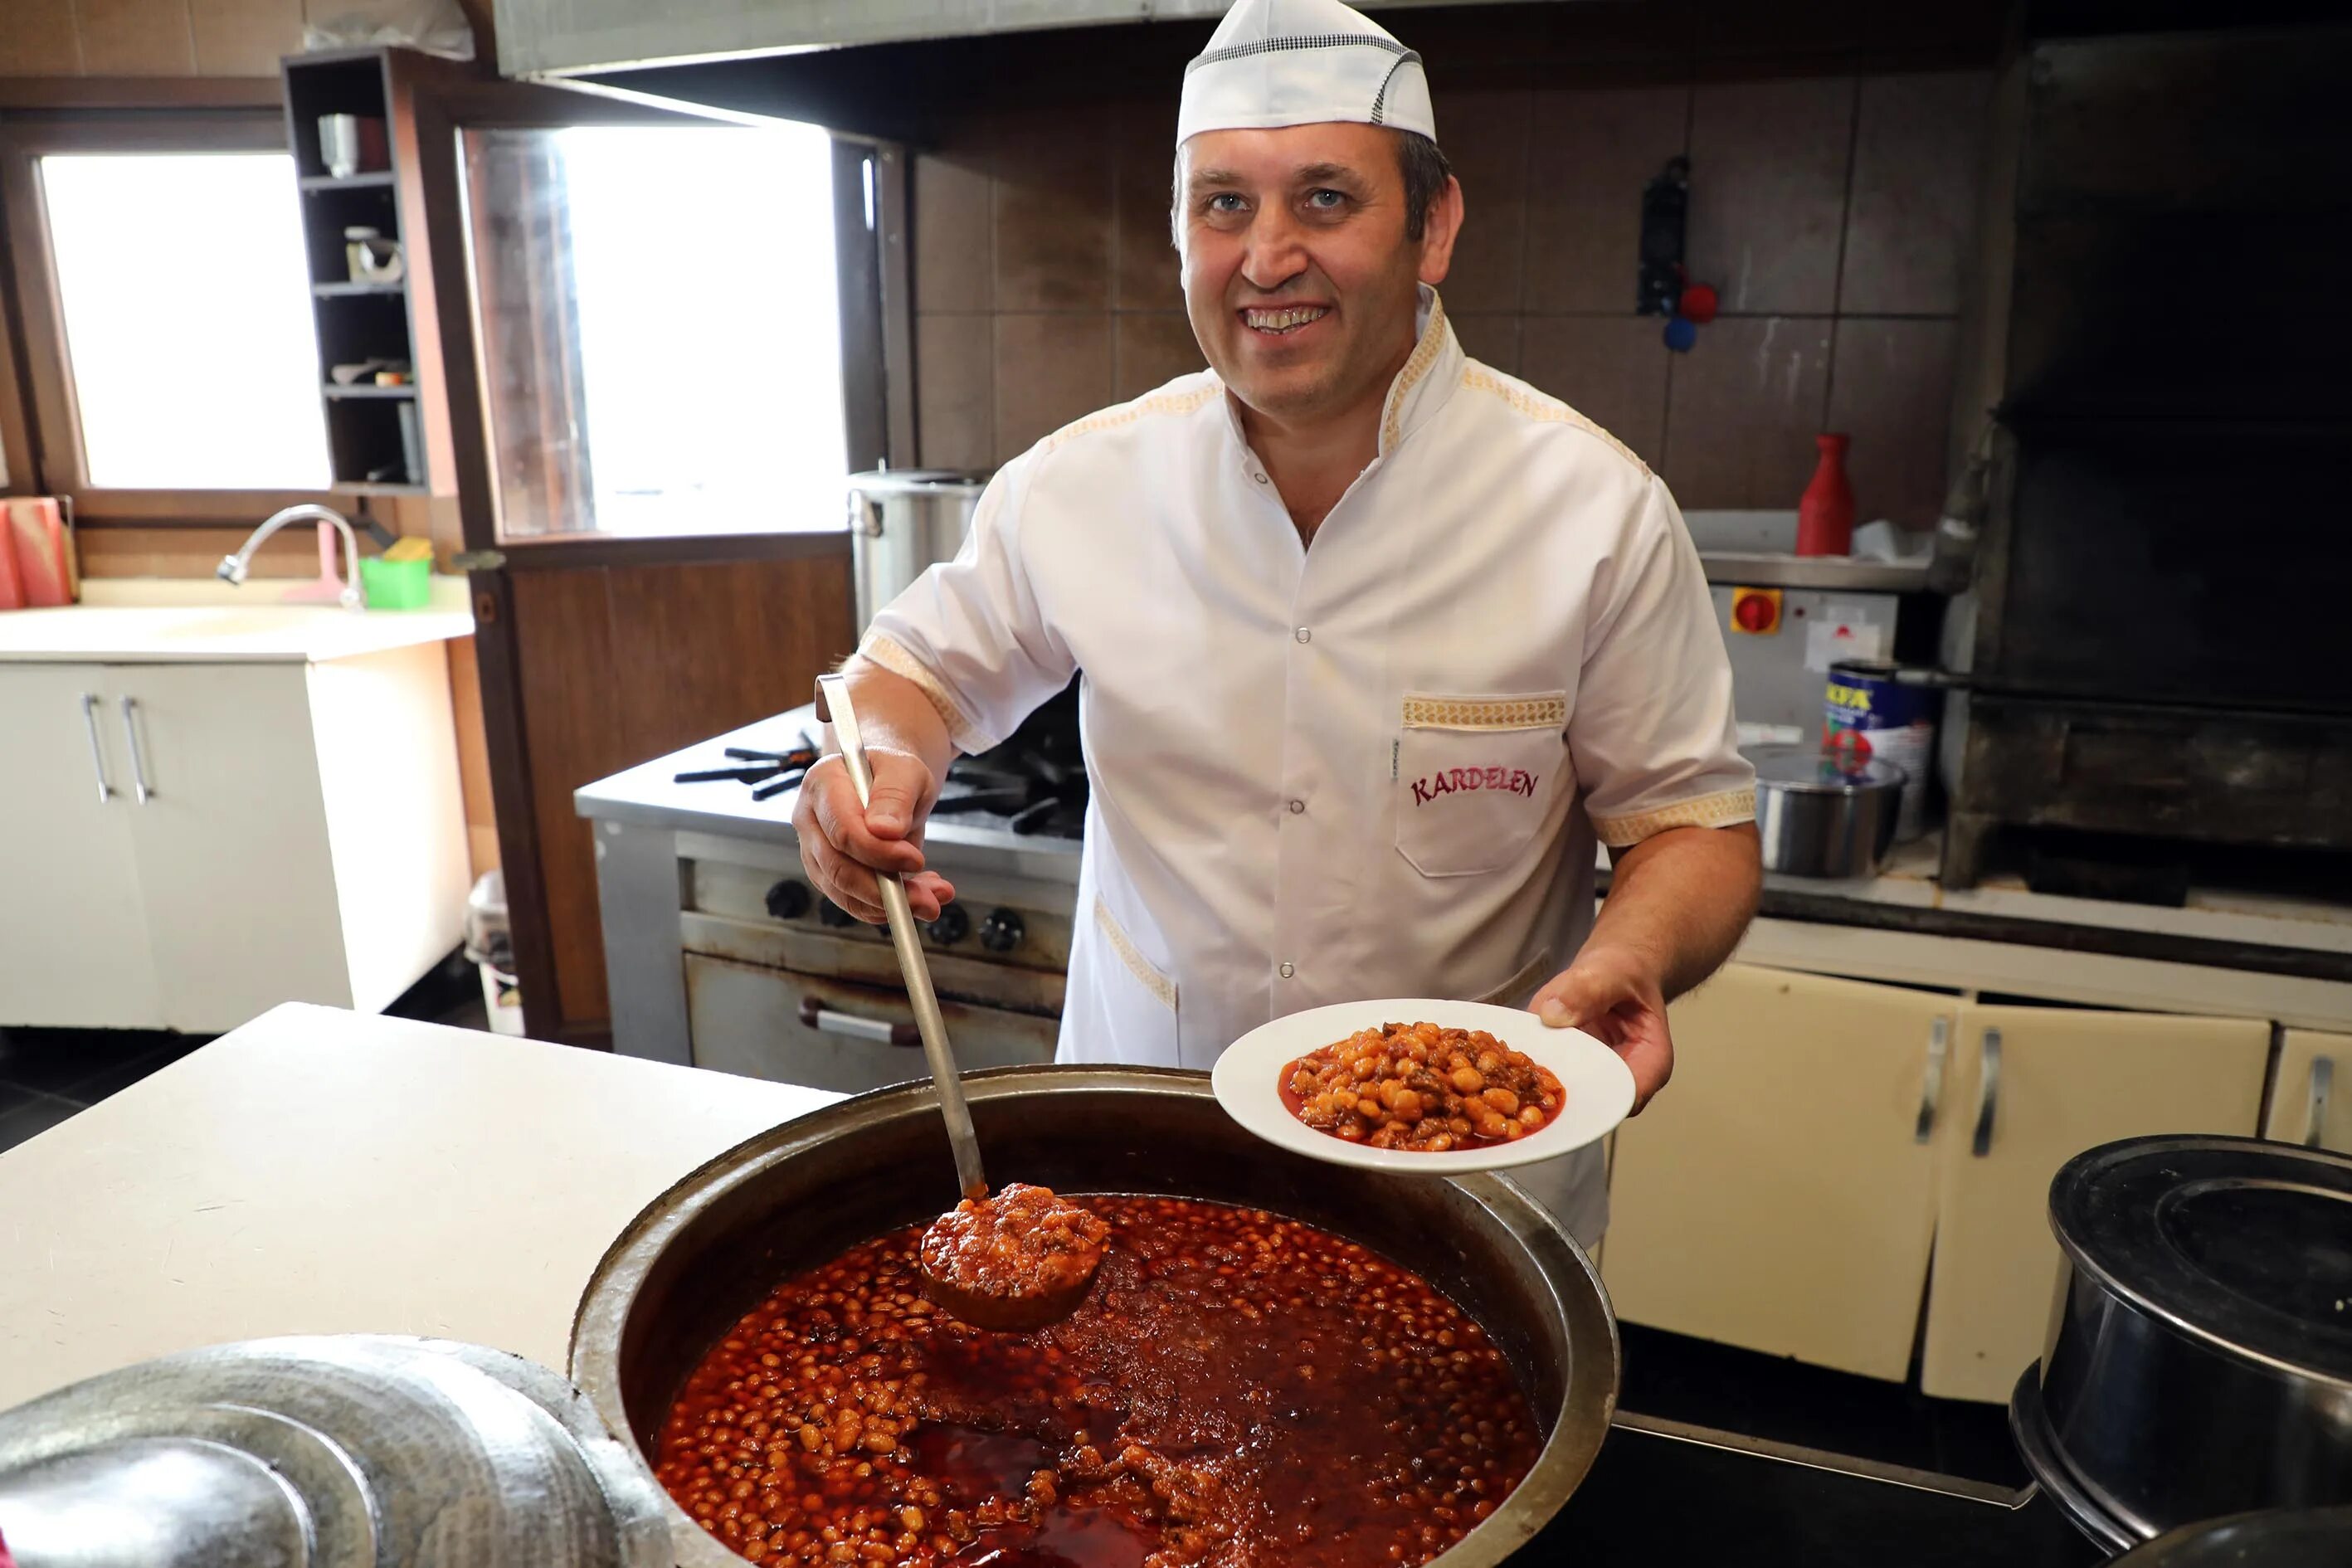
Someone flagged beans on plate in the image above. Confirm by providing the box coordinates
[1282,1022,1565,1152]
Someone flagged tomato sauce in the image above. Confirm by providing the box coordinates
[655,1195,1540,1567]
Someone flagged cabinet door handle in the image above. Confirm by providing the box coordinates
[1914,1016,1950,1143]
[1971,1027,2002,1157]
[119,695,153,804]
[798,996,919,1047]
[2306,1057,2334,1149]
[79,692,114,802]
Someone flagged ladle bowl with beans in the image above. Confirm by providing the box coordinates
[570,1067,1618,1568]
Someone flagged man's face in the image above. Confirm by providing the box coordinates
[1176,124,1460,426]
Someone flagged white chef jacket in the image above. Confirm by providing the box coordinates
[864,290,1754,1244]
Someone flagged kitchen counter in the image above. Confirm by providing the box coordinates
[0,1002,2102,1567]
[581,702,2350,980]
[0,600,475,664]
[0,1002,835,1411]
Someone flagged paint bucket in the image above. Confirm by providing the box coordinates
[1824,661,1943,842]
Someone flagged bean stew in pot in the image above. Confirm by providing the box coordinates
[656,1195,1541,1567]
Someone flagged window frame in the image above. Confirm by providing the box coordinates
[0,111,343,523]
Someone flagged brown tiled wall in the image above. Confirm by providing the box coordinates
[911,69,1989,528]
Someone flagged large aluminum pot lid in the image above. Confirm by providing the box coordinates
[1746,743,1906,793]
[2050,1135,2352,1385]
[846,467,991,496]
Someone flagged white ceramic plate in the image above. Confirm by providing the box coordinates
[1210,998,1637,1175]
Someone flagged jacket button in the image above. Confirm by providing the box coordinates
[1278,962,1295,980]
[1288,799,1305,815]
[1253,471,1269,485]
[1293,627,1311,644]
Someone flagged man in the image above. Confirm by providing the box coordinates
[796,0,1760,1244]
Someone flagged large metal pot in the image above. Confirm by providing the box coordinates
[570,1066,1618,1567]
[847,469,989,633]
[1749,743,1905,879]
[2010,1135,2352,1552]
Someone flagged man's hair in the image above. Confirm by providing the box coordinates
[1170,129,1454,247]
[1395,130,1452,243]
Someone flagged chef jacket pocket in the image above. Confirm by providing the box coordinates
[1069,896,1182,1068]
[1395,691,1570,878]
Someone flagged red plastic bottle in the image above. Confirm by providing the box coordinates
[1796,433,1855,557]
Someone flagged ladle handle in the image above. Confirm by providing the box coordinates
[816,674,988,1200]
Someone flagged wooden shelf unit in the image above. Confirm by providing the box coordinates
[280,45,472,496]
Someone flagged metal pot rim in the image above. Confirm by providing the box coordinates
[568,1065,1619,1568]
[846,468,991,495]
[2048,1134,2352,1390]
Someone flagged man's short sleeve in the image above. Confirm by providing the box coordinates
[1569,478,1756,848]
[860,460,1076,754]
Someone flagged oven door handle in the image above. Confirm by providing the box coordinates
[799,996,921,1048]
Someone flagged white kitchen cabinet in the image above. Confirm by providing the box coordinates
[2262,1030,2352,1153]
[0,646,467,1034]
[1603,963,1955,1381]
[1918,1005,2271,1403]
[0,665,164,1028]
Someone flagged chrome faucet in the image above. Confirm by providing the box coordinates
[217,504,363,611]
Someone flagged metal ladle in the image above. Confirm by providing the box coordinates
[815,674,987,1200]
[813,676,1107,1333]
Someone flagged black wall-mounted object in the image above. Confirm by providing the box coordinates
[1943,25,2352,890]
[1638,156,1689,316]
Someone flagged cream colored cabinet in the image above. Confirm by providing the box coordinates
[1918,1006,2271,1402]
[2262,1030,2352,1152]
[1603,963,1955,1381]
[0,648,467,1034]
[0,664,165,1028]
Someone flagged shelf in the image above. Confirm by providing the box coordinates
[299,170,396,192]
[323,382,418,400]
[313,280,405,297]
[331,481,429,497]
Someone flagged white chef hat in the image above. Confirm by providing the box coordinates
[1177,0,1437,148]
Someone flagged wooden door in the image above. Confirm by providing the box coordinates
[2264,1030,2352,1153]
[1603,963,1955,1381]
[0,663,161,1028]
[409,84,884,1046]
[1920,1005,2271,1403]
[110,663,349,1031]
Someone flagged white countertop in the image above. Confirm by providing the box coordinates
[0,600,475,664]
[0,1003,839,1411]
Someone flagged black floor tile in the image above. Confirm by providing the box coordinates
[64,1038,207,1106]
[0,1092,83,1154]
[0,1027,193,1100]
[1618,1322,2026,1488]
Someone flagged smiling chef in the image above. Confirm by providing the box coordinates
[796,0,1762,1244]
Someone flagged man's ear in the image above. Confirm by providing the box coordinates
[1419,174,1465,286]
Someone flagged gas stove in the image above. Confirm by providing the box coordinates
[663,684,1088,845]
[578,694,1086,1090]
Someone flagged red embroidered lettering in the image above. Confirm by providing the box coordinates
[1483,766,1504,790]
[1449,767,1468,790]
[1432,772,1454,796]
[1410,777,1432,806]
[1521,772,1540,797]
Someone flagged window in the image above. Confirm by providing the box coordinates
[38,153,330,490]
[464,121,848,540]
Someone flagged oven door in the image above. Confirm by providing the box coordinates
[684,952,1059,1095]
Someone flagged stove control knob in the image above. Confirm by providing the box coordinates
[925,904,971,946]
[764,879,812,921]
[979,908,1025,954]
[818,898,858,929]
